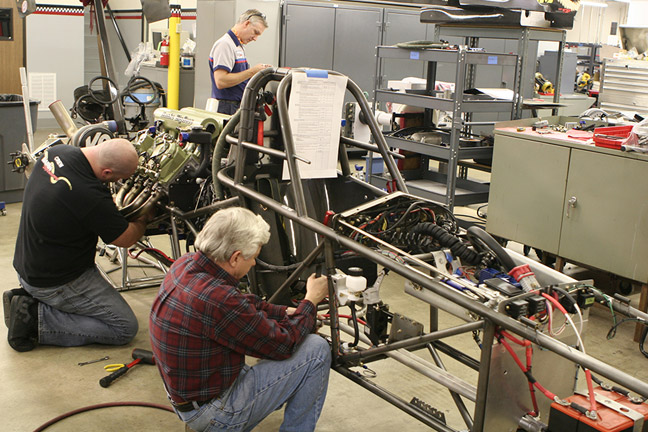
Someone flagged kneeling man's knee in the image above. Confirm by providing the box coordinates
[303,334,331,365]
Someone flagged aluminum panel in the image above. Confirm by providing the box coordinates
[483,330,580,430]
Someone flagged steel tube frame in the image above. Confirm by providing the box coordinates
[341,320,484,364]
[338,321,478,402]
[215,68,648,430]
[268,242,325,304]
[218,165,648,397]
[334,365,456,432]
[428,343,474,430]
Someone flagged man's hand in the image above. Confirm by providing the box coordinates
[304,273,328,307]
[250,63,272,74]
[213,63,273,89]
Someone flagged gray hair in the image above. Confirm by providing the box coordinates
[194,207,271,261]
[238,9,268,28]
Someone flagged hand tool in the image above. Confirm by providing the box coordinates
[78,355,109,366]
[99,348,155,388]
[103,363,126,373]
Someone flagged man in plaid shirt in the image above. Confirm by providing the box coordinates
[150,207,330,431]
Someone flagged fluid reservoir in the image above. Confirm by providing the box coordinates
[346,267,367,299]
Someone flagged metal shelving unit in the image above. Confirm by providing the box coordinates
[371,45,518,210]
[436,25,566,118]
[567,42,601,76]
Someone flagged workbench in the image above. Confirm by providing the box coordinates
[486,117,648,342]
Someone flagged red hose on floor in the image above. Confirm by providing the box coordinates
[32,401,174,432]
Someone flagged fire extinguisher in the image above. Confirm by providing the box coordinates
[159,37,169,67]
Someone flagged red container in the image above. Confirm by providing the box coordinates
[593,125,633,149]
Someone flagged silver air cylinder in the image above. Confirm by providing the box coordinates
[49,100,79,138]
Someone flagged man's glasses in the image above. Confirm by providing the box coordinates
[246,12,266,22]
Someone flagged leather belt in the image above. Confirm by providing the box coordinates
[173,400,208,413]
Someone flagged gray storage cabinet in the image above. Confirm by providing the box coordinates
[600,58,648,117]
[488,121,648,284]
[281,2,335,72]
[280,1,435,99]
[0,95,38,203]
[380,9,429,82]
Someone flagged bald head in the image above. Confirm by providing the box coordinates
[82,138,138,182]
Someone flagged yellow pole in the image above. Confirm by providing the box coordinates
[167,4,181,110]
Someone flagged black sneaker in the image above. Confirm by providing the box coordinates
[8,295,38,352]
[3,288,30,328]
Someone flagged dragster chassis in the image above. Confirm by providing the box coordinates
[204,68,648,431]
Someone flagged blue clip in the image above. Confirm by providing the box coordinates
[305,69,328,78]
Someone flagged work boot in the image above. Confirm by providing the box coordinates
[8,296,38,352]
[3,288,30,328]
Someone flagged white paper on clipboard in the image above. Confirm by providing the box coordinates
[283,70,348,180]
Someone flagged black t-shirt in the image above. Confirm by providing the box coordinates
[13,145,129,287]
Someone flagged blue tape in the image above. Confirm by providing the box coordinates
[410,51,420,60]
[488,56,498,65]
[306,69,328,78]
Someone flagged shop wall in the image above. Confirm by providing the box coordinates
[26,4,85,124]
[566,2,628,45]
[26,0,198,125]
[626,0,648,27]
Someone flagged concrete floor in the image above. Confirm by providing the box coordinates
[2,129,648,431]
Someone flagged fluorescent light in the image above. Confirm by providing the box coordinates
[580,1,608,7]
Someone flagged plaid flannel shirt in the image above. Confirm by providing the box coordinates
[149,251,316,404]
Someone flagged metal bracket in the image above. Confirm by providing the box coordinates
[410,397,447,424]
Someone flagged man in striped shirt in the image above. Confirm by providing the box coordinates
[150,206,330,431]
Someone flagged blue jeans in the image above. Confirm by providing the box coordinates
[18,266,138,346]
[176,334,331,432]
[217,100,240,115]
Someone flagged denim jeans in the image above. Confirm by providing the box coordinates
[18,265,138,346]
[176,334,331,432]
[217,100,240,115]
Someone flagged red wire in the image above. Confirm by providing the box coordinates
[525,344,538,416]
[320,313,367,326]
[499,330,529,347]
[541,293,597,413]
[497,332,541,415]
[498,336,526,372]
[129,247,175,263]
[527,380,539,417]
[584,369,598,412]
[533,379,558,401]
